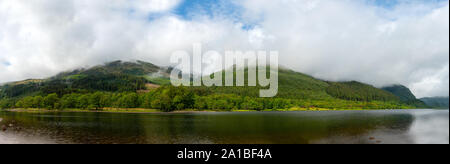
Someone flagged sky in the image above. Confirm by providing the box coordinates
[0,0,448,98]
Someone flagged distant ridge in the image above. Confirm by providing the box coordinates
[420,97,449,109]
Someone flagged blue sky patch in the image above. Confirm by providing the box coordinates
[158,0,448,29]
[174,0,241,20]
[368,0,448,9]
[2,61,11,66]
[173,0,258,30]
[372,0,399,9]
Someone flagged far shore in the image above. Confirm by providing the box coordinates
[1,108,212,114]
[0,107,421,114]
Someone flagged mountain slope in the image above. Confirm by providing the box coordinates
[194,67,400,102]
[1,60,424,110]
[327,81,399,102]
[382,85,417,102]
[0,60,168,98]
[191,68,332,99]
[382,85,427,107]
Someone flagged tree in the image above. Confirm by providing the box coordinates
[159,91,173,112]
[149,85,196,112]
[32,96,44,108]
[15,99,25,108]
[61,94,78,109]
[43,93,59,109]
[151,99,162,109]
[89,92,105,110]
[194,96,208,110]
[77,94,90,109]
[0,99,14,109]
[118,93,138,108]
[23,97,36,108]
[173,95,185,110]
[141,91,156,109]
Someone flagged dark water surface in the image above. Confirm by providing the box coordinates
[0,109,448,144]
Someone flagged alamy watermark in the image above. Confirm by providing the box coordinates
[170,43,279,97]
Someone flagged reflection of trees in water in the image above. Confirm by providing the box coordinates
[180,112,416,144]
[1,111,417,144]
[163,114,198,144]
[317,113,415,144]
[327,113,415,134]
[0,112,152,144]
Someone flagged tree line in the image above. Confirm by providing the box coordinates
[326,81,400,102]
[1,85,412,112]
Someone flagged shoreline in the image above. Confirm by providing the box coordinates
[0,108,422,114]
[1,108,212,114]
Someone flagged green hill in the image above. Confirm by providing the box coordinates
[382,85,427,107]
[193,68,399,101]
[0,60,171,98]
[326,81,399,102]
[382,85,417,102]
[190,68,332,99]
[0,60,424,111]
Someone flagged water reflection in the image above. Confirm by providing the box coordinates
[0,110,448,144]
[407,110,449,144]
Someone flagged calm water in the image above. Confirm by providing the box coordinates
[0,109,448,144]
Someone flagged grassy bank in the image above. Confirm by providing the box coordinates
[1,107,413,114]
[1,108,224,114]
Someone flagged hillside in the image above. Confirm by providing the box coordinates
[1,60,423,111]
[382,85,427,107]
[0,60,171,98]
[420,97,449,109]
[326,81,400,102]
[190,68,332,99]
[382,85,417,102]
[193,68,399,101]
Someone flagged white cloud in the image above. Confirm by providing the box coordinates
[0,0,448,98]
[131,0,181,13]
[0,0,209,80]
[410,64,449,98]
[235,0,449,97]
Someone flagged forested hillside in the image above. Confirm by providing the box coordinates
[382,85,427,107]
[0,60,424,111]
[326,81,399,102]
[0,60,167,98]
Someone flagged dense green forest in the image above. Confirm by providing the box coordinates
[1,85,415,111]
[0,60,426,112]
[326,81,399,102]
